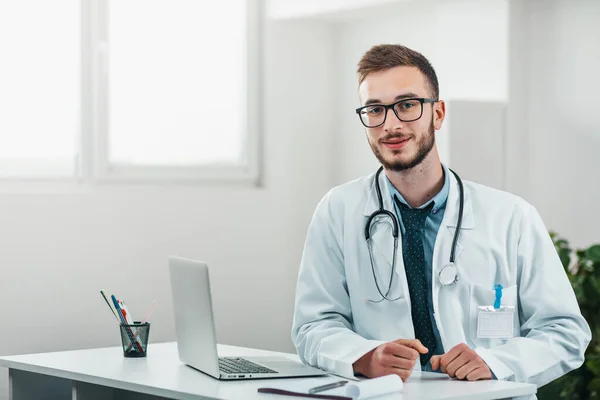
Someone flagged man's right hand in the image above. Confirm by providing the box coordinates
[352,339,429,381]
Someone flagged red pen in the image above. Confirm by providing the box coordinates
[119,300,143,352]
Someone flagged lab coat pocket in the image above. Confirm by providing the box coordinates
[469,284,519,348]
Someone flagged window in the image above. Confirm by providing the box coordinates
[0,0,80,178]
[0,0,261,183]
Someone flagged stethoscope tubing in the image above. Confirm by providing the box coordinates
[365,166,465,302]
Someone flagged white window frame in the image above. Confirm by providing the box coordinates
[83,0,262,184]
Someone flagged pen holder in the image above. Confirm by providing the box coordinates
[119,321,150,358]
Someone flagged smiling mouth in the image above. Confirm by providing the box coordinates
[382,137,411,150]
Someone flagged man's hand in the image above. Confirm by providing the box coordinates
[353,339,429,382]
[430,343,492,381]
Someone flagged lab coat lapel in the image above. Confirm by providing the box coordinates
[432,171,474,348]
[435,172,475,269]
[444,171,474,244]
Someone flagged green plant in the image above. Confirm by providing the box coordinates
[537,232,600,399]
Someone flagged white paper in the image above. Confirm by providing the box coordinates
[266,374,402,399]
[327,374,403,399]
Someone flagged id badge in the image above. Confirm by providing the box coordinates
[477,306,515,339]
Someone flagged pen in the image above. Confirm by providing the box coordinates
[120,301,144,349]
[111,295,143,353]
[100,290,120,323]
[120,301,135,324]
[308,380,348,394]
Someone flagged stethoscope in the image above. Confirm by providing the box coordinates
[365,166,464,302]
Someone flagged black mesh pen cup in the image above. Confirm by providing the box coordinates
[119,322,150,358]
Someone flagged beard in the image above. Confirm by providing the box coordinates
[369,120,435,172]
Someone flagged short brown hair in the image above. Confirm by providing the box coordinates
[357,44,439,100]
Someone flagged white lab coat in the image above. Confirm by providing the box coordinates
[291,170,590,393]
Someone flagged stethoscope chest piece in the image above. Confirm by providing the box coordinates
[438,262,459,286]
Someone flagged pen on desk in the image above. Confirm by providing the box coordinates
[308,380,348,394]
[100,290,120,323]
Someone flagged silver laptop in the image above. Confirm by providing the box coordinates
[168,256,328,380]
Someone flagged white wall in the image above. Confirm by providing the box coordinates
[268,0,404,20]
[445,101,507,190]
[332,0,508,184]
[0,18,335,398]
[519,0,600,247]
[435,0,508,103]
[504,0,532,200]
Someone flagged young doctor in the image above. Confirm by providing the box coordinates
[291,44,590,388]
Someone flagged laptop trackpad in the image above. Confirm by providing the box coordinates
[246,357,324,374]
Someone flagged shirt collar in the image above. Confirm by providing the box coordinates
[385,164,451,214]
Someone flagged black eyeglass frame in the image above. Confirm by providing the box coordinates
[355,97,437,128]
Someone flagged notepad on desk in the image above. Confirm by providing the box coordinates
[257,374,403,399]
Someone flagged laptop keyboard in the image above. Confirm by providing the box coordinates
[218,357,278,375]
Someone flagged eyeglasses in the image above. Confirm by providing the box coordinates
[355,98,437,128]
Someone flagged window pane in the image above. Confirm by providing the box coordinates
[0,0,79,177]
[108,0,246,166]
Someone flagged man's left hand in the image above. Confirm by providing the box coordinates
[430,343,492,381]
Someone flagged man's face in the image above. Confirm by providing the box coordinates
[358,66,442,172]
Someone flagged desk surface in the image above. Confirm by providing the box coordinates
[0,342,536,400]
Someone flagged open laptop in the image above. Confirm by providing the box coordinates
[168,256,328,380]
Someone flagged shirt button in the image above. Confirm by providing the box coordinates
[432,208,437,214]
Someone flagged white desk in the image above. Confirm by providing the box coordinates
[0,342,536,400]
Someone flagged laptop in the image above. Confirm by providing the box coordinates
[168,256,328,380]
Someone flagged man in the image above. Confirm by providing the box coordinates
[291,44,590,389]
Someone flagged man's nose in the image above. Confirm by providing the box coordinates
[383,107,404,132]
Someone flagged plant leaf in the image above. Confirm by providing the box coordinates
[587,245,600,262]
[544,232,599,398]
[558,249,572,270]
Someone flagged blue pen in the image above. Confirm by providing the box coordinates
[494,284,503,309]
[112,295,142,352]
[111,295,127,324]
